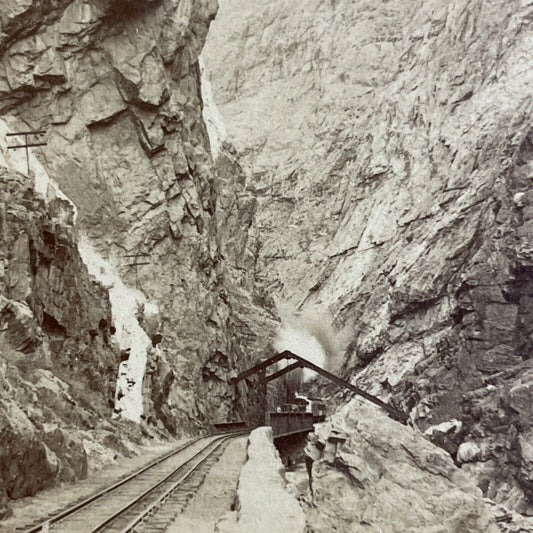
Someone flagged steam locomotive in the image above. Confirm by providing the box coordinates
[279,394,326,416]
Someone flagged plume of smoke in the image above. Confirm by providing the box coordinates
[273,303,347,383]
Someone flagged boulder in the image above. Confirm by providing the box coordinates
[309,401,498,533]
[0,401,59,498]
[216,427,306,533]
[457,442,482,464]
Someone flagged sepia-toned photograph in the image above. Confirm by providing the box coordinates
[0,0,532,532]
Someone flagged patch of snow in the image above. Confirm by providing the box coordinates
[514,192,526,206]
[0,117,156,424]
[457,441,481,463]
[143,301,159,318]
[77,234,156,423]
[424,419,463,437]
[199,56,227,159]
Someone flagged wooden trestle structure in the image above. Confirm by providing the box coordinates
[233,350,408,425]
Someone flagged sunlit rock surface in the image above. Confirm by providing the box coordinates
[215,426,306,533]
[204,0,533,512]
[0,0,275,435]
[307,402,499,533]
[0,0,277,514]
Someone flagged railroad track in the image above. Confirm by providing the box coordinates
[17,433,245,533]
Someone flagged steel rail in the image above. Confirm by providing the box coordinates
[20,434,215,533]
[97,436,230,533]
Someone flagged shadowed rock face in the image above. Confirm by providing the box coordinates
[204,0,533,513]
[1,170,118,403]
[0,0,275,436]
[0,169,121,511]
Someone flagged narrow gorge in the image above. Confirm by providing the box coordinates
[0,0,532,531]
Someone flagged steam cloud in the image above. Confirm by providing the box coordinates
[273,303,346,383]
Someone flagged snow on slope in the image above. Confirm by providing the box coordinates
[200,57,227,159]
[77,235,155,422]
[0,118,154,423]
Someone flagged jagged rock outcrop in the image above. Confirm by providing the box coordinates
[306,402,499,533]
[215,427,306,533]
[0,0,275,437]
[0,0,279,511]
[204,0,533,514]
[213,148,279,424]
[0,169,118,399]
[0,168,136,516]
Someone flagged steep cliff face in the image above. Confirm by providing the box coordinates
[204,0,533,514]
[0,0,279,517]
[0,168,127,516]
[213,149,279,423]
[0,0,274,436]
[1,172,117,399]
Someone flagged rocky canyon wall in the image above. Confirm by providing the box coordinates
[204,0,533,514]
[0,167,124,517]
[0,0,275,437]
[0,0,279,516]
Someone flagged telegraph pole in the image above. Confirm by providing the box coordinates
[6,130,47,176]
[124,253,151,289]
